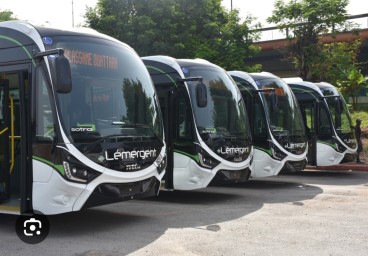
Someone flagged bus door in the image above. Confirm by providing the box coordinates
[316,102,334,166]
[0,66,32,214]
[0,79,10,202]
[156,84,176,190]
[300,103,317,165]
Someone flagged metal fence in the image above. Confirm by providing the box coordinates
[254,14,368,42]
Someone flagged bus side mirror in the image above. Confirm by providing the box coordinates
[335,98,343,114]
[270,92,277,112]
[35,49,73,94]
[196,82,207,108]
[54,55,72,94]
[257,88,276,111]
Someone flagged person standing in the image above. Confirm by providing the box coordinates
[355,119,363,163]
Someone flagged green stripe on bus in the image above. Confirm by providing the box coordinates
[32,156,65,175]
[254,146,272,156]
[0,35,36,66]
[174,149,200,162]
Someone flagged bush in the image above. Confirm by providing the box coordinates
[351,110,368,128]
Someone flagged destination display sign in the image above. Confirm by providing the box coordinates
[64,49,118,70]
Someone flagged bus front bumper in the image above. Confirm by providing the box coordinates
[82,177,160,209]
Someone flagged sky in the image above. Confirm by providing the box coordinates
[1,0,366,28]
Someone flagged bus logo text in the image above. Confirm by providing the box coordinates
[105,149,157,161]
[217,147,249,155]
[71,127,94,132]
[126,163,141,171]
[284,142,306,149]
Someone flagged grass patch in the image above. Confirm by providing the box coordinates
[350,110,368,128]
[350,110,368,163]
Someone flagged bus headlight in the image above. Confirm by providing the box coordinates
[155,154,167,174]
[63,161,101,183]
[197,148,220,169]
[332,136,346,153]
[269,141,287,160]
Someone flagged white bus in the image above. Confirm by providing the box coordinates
[287,80,357,166]
[0,21,166,215]
[228,71,307,177]
[142,56,253,190]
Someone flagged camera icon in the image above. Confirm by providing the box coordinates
[24,218,42,236]
[16,214,49,244]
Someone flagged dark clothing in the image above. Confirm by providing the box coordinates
[356,124,362,153]
[357,142,363,153]
[355,121,363,163]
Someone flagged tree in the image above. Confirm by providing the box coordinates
[0,10,17,22]
[84,0,260,71]
[267,0,349,80]
[195,9,262,71]
[309,39,366,110]
[338,68,366,111]
[312,40,361,83]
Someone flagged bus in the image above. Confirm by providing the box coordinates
[286,79,357,166]
[142,56,253,190]
[228,71,307,177]
[0,21,166,215]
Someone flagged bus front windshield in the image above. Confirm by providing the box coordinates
[182,65,251,157]
[48,37,163,145]
[323,94,356,149]
[256,77,306,152]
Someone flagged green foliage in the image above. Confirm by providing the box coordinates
[312,40,361,84]
[0,10,17,22]
[338,68,367,110]
[84,0,261,71]
[267,0,349,80]
[351,110,368,128]
[195,9,261,71]
[300,33,366,110]
[307,39,366,111]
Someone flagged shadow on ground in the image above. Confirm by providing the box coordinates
[0,171,335,256]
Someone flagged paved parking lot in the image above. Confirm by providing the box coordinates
[1,169,368,256]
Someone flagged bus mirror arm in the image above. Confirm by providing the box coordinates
[34,48,65,59]
[176,77,207,107]
[256,89,277,111]
[322,96,343,114]
[34,48,72,94]
[256,88,275,93]
[177,76,203,83]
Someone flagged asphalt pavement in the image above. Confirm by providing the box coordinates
[1,169,368,256]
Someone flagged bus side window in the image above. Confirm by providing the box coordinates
[0,85,4,122]
[35,68,55,142]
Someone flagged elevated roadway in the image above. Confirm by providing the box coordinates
[248,28,368,77]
